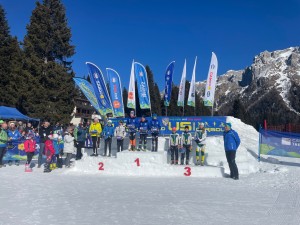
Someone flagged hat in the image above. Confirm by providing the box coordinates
[199,122,205,126]
[152,113,157,118]
[119,120,123,123]
[172,127,176,132]
[27,133,35,138]
[184,126,189,129]
[0,120,4,124]
[225,122,232,128]
[130,110,135,114]
[107,120,112,124]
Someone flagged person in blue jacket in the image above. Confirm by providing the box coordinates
[150,114,161,152]
[223,122,241,180]
[7,122,22,166]
[102,120,114,157]
[138,115,150,151]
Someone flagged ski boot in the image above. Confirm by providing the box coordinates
[8,160,12,166]
[175,161,178,165]
[15,161,19,166]
[200,161,204,166]
[186,160,189,165]
[25,163,32,172]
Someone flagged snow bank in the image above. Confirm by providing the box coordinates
[69,117,263,177]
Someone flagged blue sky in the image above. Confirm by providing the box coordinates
[1,0,300,90]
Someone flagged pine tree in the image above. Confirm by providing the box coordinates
[22,0,75,124]
[0,5,23,108]
[145,65,161,116]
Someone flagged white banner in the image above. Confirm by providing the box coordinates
[204,52,218,107]
[127,60,136,110]
[187,56,197,107]
[177,59,186,107]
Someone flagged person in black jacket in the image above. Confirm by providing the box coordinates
[37,121,53,168]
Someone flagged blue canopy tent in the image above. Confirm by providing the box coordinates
[0,106,40,121]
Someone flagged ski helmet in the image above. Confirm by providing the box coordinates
[199,122,205,127]
[172,127,177,132]
[152,113,157,119]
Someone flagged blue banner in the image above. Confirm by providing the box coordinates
[134,62,151,109]
[4,140,40,161]
[164,61,175,107]
[86,62,113,116]
[73,77,102,115]
[259,129,300,158]
[106,68,125,117]
[110,116,226,136]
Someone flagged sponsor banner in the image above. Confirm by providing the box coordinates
[259,129,300,158]
[187,57,197,107]
[86,62,114,116]
[3,140,40,161]
[164,61,175,107]
[106,68,125,117]
[204,52,218,107]
[110,116,226,136]
[177,60,186,107]
[134,62,151,109]
[127,60,136,110]
[73,77,102,115]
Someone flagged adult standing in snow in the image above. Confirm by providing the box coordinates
[102,120,114,157]
[89,117,102,156]
[38,121,53,168]
[150,114,161,152]
[114,120,126,152]
[138,115,150,151]
[223,122,240,180]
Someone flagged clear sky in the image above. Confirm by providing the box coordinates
[1,0,300,90]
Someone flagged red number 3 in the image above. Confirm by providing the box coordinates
[184,167,191,176]
[98,162,104,170]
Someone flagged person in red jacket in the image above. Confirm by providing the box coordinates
[44,136,55,173]
[24,133,36,172]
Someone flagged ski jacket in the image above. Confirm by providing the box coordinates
[138,120,150,134]
[126,117,138,133]
[39,126,53,143]
[181,132,193,145]
[89,122,102,137]
[114,125,126,139]
[24,139,36,153]
[150,119,161,134]
[7,129,22,141]
[0,129,8,147]
[194,128,207,145]
[44,139,55,155]
[223,129,240,151]
[76,126,87,142]
[64,132,75,154]
[102,125,114,139]
[169,133,181,147]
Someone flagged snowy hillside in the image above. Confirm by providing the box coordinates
[1,117,300,225]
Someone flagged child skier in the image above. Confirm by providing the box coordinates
[150,114,161,152]
[138,115,150,151]
[114,120,126,152]
[24,133,36,172]
[169,127,181,165]
[180,126,193,165]
[64,127,75,167]
[102,120,114,157]
[44,136,55,173]
[194,122,207,166]
[126,111,138,151]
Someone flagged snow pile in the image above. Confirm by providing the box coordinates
[67,117,266,177]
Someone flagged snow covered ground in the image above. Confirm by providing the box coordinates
[1,117,300,225]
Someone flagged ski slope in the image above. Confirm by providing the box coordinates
[1,117,300,225]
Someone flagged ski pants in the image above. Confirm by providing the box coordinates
[117,139,124,152]
[38,142,45,167]
[139,133,147,150]
[0,147,6,166]
[225,151,239,178]
[65,153,73,167]
[181,145,191,165]
[91,136,99,154]
[196,144,205,163]
[76,141,84,160]
[26,152,34,164]
[151,133,159,152]
[170,146,179,164]
[129,132,136,150]
[104,138,112,156]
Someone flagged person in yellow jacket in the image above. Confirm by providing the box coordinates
[89,117,102,156]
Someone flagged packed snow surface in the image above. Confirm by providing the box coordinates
[1,117,300,225]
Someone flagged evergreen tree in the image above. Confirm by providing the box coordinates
[145,65,161,116]
[22,0,75,124]
[0,5,23,108]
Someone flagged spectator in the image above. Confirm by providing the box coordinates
[0,120,8,168]
[7,122,22,166]
[24,133,36,172]
[64,127,75,167]
[114,120,126,152]
[223,122,241,180]
[75,122,86,160]
[38,121,53,168]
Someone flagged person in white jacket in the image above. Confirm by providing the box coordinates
[194,122,207,166]
[114,120,126,152]
[64,127,75,168]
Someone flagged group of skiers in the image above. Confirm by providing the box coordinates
[0,113,241,179]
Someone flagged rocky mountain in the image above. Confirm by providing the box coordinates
[196,47,300,126]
